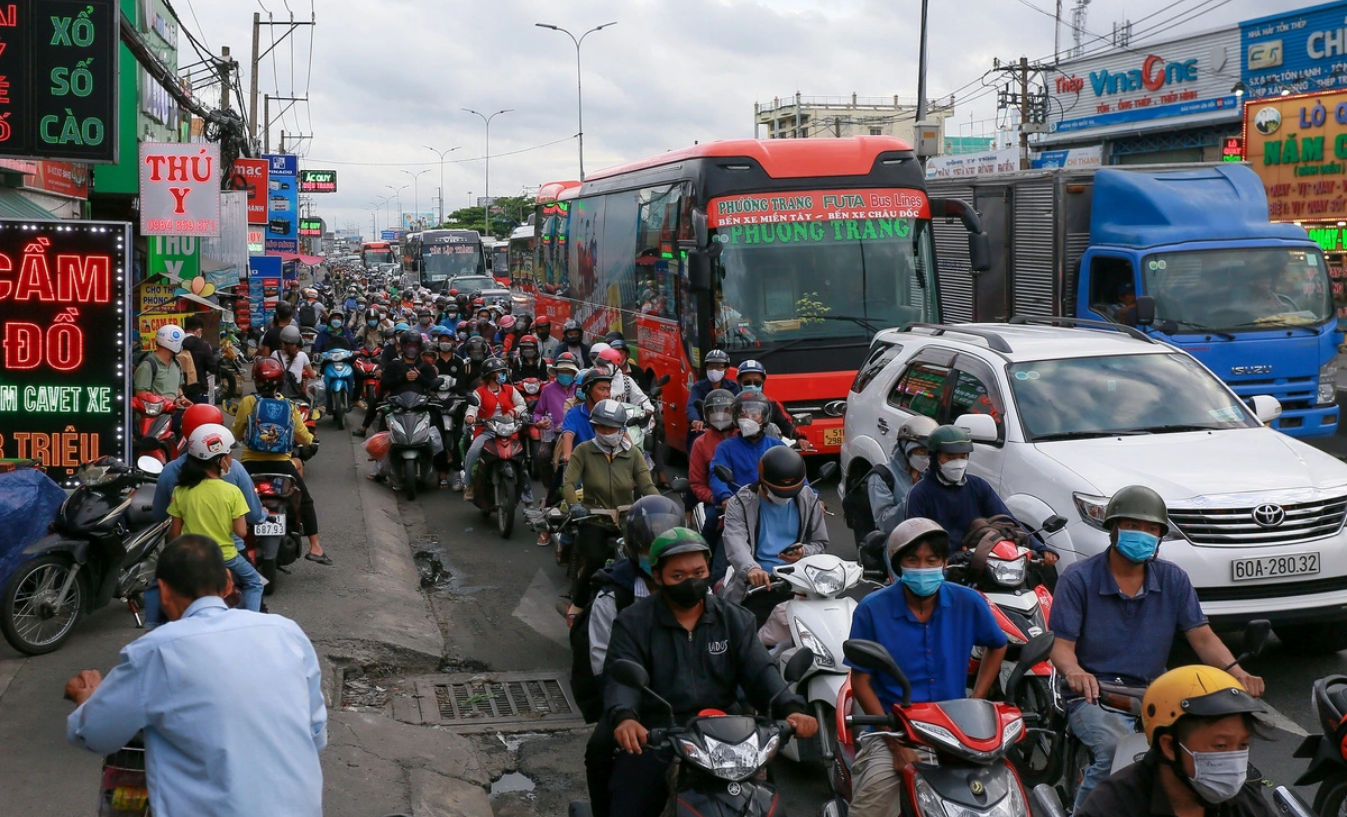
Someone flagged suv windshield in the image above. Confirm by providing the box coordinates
[1144,247,1332,332]
[1008,353,1258,441]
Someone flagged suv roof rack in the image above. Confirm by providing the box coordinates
[1006,315,1157,344]
[902,323,1014,353]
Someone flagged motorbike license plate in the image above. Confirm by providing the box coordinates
[1231,552,1319,581]
[823,427,845,447]
[254,518,286,537]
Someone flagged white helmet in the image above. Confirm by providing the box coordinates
[186,423,236,461]
[155,324,186,353]
[589,341,611,359]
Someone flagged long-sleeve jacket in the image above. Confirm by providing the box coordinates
[905,468,1041,552]
[709,434,785,504]
[312,327,355,354]
[686,378,740,422]
[562,440,657,509]
[867,455,917,537]
[688,427,732,504]
[721,483,829,604]
[603,593,807,727]
[380,359,439,397]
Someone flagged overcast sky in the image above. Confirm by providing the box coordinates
[183,0,1318,235]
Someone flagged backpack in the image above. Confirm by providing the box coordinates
[569,563,638,723]
[842,462,895,539]
[298,301,318,328]
[245,396,296,454]
[132,349,181,387]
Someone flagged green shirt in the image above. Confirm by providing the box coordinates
[133,354,183,399]
[168,478,249,560]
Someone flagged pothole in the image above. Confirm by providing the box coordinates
[411,540,495,596]
[490,772,537,799]
[339,664,404,709]
[439,656,491,674]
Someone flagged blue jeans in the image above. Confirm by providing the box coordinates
[1068,700,1136,811]
[224,554,265,612]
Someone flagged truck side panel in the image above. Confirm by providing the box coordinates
[1010,177,1058,318]
[932,182,976,322]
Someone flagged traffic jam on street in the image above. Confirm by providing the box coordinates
[11,2,1347,817]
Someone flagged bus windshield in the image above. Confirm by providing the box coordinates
[711,217,937,347]
[424,245,483,281]
[1142,247,1333,333]
[364,249,395,265]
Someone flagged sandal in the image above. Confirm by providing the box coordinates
[305,553,334,566]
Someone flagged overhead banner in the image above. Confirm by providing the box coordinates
[264,154,298,253]
[0,0,120,164]
[298,169,336,193]
[926,148,1022,179]
[228,157,269,225]
[0,219,131,480]
[1242,89,1347,221]
[139,143,221,236]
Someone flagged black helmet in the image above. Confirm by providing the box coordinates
[1104,485,1170,536]
[603,330,625,345]
[926,424,974,455]
[464,336,489,362]
[482,357,508,378]
[731,391,772,421]
[759,445,807,499]
[380,326,397,341]
[624,495,685,570]
[704,349,730,370]
[703,388,736,431]
[400,330,422,348]
[580,368,614,394]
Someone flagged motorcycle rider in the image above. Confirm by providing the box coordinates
[722,446,829,622]
[462,357,532,505]
[845,518,1008,810]
[233,358,330,565]
[496,314,520,353]
[603,528,818,817]
[687,388,737,547]
[271,324,314,401]
[353,330,436,438]
[708,392,786,507]
[511,334,548,381]
[736,359,797,440]
[1050,485,1265,811]
[534,354,580,517]
[134,324,194,422]
[605,335,652,394]
[685,349,739,449]
[535,316,560,361]
[558,369,613,465]
[258,301,297,359]
[459,335,490,389]
[312,309,355,354]
[851,415,939,551]
[1077,665,1271,817]
[559,318,591,366]
[579,495,683,817]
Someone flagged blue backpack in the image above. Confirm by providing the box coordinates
[245,397,295,454]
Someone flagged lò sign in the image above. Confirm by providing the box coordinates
[139,143,220,236]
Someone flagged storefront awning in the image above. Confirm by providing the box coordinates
[268,251,325,266]
[0,187,62,220]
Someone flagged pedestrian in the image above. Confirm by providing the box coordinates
[65,535,326,817]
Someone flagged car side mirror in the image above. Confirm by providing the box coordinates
[823,400,847,418]
[1249,395,1282,425]
[1134,295,1155,327]
[954,413,998,443]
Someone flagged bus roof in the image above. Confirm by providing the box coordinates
[363,241,391,248]
[584,136,915,182]
[537,180,581,204]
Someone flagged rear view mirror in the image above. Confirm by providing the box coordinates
[968,232,991,273]
[792,412,814,428]
[815,462,838,483]
[1273,786,1317,817]
[609,659,650,691]
[1031,785,1068,817]
[1240,619,1271,661]
[1042,515,1067,534]
[136,456,164,475]
[1249,395,1282,425]
[1005,632,1055,697]
[954,413,998,443]
[783,648,815,683]
[1134,295,1156,327]
[692,209,709,248]
[713,464,734,484]
[669,477,690,493]
[843,639,911,706]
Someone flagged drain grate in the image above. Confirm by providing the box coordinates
[377,671,582,732]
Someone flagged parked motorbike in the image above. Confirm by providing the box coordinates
[382,391,439,501]
[471,413,531,538]
[825,632,1056,817]
[131,394,180,465]
[0,457,167,655]
[246,472,305,595]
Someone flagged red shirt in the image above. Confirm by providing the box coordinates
[689,427,733,504]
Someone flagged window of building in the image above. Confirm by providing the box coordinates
[870,127,883,136]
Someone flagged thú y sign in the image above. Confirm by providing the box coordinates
[139,143,221,237]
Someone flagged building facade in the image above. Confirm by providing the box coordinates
[753,93,954,145]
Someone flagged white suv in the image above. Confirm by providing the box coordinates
[837,320,1347,651]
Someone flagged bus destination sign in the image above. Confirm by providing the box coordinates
[707,188,931,228]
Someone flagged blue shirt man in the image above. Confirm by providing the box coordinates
[709,433,784,504]
[561,402,596,447]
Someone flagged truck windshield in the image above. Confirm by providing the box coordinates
[1008,353,1259,442]
[1142,248,1332,333]
[711,218,937,348]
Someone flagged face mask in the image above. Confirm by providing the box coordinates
[663,576,710,609]
[497,372,508,384]
[438,342,454,352]
[707,368,725,383]
[763,490,793,506]
[331,319,343,329]
[940,459,969,483]
[557,374,575,387]
[1181,745,1249,804]
[420,318,431,326]
[457,332,468,341]
[900,566,945,597]
[596,430,624,448]
[537,329,550,339]
[470,331,481,338]
[741,384,763,395]
[708,412,733,431]
[737,418,761,437]
[1116,529,1160,563]
[908,454,930,474]
[403,349,419,360]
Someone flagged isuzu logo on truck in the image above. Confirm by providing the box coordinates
[1231,365,1274,375]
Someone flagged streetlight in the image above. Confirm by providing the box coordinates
[424,145,461,226]
[536,21,617,180]
[367,208,378,240]
[403,169,430,230]
[375,195,392,237]
[462,107,513,236]
[385,184,409,230]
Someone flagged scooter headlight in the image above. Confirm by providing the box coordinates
[680,734,779,782]
[142,400,164,417]
[792,617,836,669]
[803,563,846,596]
[923,773,1027,817]
[986,556,1026,588]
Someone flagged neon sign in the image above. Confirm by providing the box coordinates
[298,169,337,193]
[0,220,130,478]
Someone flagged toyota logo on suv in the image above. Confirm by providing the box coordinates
[1251,503,1286,528]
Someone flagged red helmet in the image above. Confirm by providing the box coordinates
[182,403,225,441]
[534,316,552,328]
[597,347,623,366]
[518,333,539,348]
[253,357,286,389]
[499,314,517,331]
[448,288,459,296]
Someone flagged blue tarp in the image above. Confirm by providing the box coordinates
[0,469,66,585]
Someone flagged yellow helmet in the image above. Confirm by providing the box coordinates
[1142,665,1266,744]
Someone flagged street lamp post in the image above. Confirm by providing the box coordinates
[375,195,392,238]
[424,145,460,227]
[536,21,616,180]
[403,169,430,230]
[385,184,408,231]
[462,108,513,236]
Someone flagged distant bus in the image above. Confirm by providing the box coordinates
[415,229,485,292]
[491,243,510,282]
[360,241,395,268]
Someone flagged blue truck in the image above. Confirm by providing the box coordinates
[926,163,1341,437]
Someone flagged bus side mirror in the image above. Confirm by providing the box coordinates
[969,232,991,273]
[1134,295,1156,327]
[688,251,712,292]
[692,210,709,248]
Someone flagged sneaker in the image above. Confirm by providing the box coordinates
[352,428,366,438]
[451,472,464,492]
[464,485,475,501]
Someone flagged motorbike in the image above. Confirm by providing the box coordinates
[0,457,168,655]
[319,348,356,429]
[1293,671,1347,814]
[519,377,544,478]
[299,327,318,351]
[354,349,382,408]
[382,391,440,501]
[471,413,531,538]
[245,472,305,595]
[131,394,180,465]
[825,632,1056,817]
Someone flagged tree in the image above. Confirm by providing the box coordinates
[440,193,535,239]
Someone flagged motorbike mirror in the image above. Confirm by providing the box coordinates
[713,464,735,484]
[609,659,651,691]
[657,374,671,387]
[783,648,815,684]
[136,455,164,475]
[1031,785,1068,817]
[669,477,690,493]
[843,640,911,707]
[1005,632,1056,697]
[815,462,838,483]
[792,412,814,427]
[1273,786,1317,817]
[1041,515,1068,534]
[1240,619,1272,662]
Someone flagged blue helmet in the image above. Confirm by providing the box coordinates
[737,359,767,379]
[393,321,411,333]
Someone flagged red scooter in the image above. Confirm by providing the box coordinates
[354,349,382,408]
[130,394,180,465]
[518,376,544,478]
[470,414,531,539]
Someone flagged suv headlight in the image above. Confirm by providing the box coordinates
[1319,360,1338,406]
[1073,492,1109,530]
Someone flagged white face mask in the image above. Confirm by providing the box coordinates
[707,368,725,383]
[763,490,793,506]
[908,453,930,474]
[940,458,969,483]
[737,418,761,437]
[707,409,733,431]
[1182,745,1249,804]
[595,430,624,450]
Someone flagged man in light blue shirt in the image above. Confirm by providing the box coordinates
[65,535,326,817]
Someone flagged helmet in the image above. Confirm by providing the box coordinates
[926,424,974,455]
[896,415,940,460]
[252,358,285,389]
[534,315,552,329]
[1103,485,1170,536]
[703,349,730,369]
[155,324,186,353]
[448,288,460,296]
[608,337,628,354]
[886,518,950,568]
[551,352,581,374]
[380,326,397,341]
[482,357,508,378]
[703,388,736,431]
[589,399,629,428]
[394,321,411,333]
[279,325,303,346]
[1141,665,1266,745]
[604,330,625,345]
[499,314,517,331]
[737,359,767,380]
[456,320,469,333]
[329,310,345,323]
[759,445,806,498]
[732,391,772,422]
[400,329,422,348]
[357,297,368,306]
[303,287,317,298]
[518,335,539,356]
[648,527,712,571]
[186,424,236,461]
[589,341,611,360]
[417,308,432,319]
[624,495,685,567]
[464,337,489,362]
[182,404,225,441]
[429,325,449,338]
[517,315,533,331]
[563,318,581,334]
[596,347,623,368]
[580,368,614,393]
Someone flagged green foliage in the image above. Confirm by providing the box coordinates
[440,193,536,239]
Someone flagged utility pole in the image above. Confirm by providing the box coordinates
[994,56,1052,170]
[1019,56,1030,170]
[249,12,317,150]
[218,47,231,112]
[263,95,269,153]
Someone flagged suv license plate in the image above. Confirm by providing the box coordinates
[254,518,285,537]
[823,427,845,447]
[1231,552,1319,581]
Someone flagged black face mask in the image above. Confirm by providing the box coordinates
[663,577,710,609]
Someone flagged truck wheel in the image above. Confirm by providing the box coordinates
[1277,623,1347,654]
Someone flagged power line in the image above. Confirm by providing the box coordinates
[302,135,579,167]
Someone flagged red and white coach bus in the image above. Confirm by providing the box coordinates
[515,137,987,454]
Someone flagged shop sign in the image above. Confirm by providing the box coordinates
[1031,146,1103,169]
[1241,3,1347,100]
[0,0,120,164]
[136,311,189,351]
[927,148,1021,179]
[1222,137,1244,162]
[264,154,298,252]
[1243,89,1347,220]
[228,158,269,224]
[0,219,130,480]
[146,235,200,285]
[298,218,323,237]
[247,256,281,327]
[1307,226,1345,251]
[138,283,176,312]
[139,143,220,236]
[298,169,336,193]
